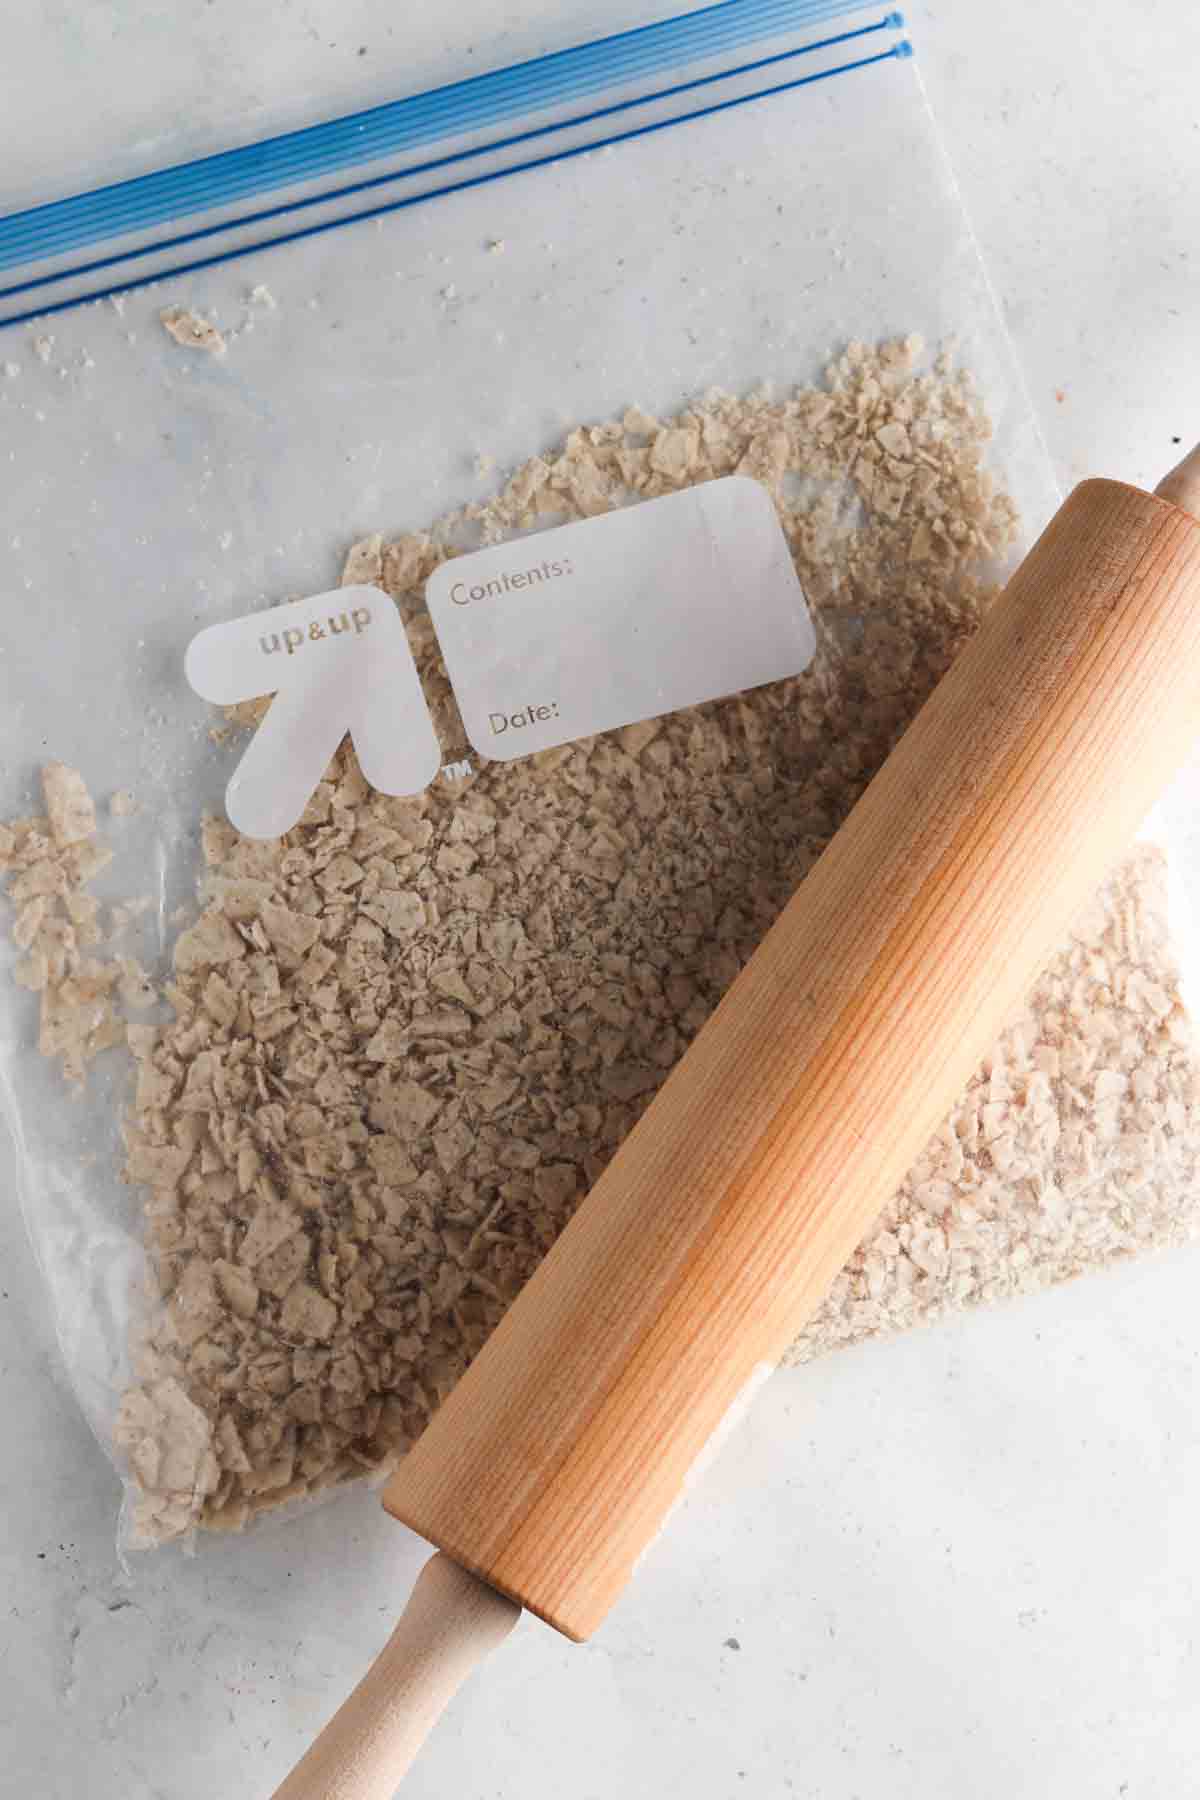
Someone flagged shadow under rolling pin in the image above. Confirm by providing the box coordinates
[271,443,1200,1800]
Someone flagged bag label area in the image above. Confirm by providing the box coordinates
[185,586,441,839]
[185,481,813,837]
[426,476,814,762]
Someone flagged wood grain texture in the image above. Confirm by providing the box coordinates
[384,478,1200,1642]
[270,1553,520,1800]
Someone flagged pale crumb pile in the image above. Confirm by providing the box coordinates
[4,338,1200,1543]
[0,764,126,1084]
[160,308,227,355]
[789,846,1200,1362]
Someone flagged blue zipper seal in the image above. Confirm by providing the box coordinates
[0,4,909,329]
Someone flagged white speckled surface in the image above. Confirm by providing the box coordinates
[3,6,1200,1796]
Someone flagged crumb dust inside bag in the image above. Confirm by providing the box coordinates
[3,3,1196,1548]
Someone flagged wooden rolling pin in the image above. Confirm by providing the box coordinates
[273,447,1200,1798]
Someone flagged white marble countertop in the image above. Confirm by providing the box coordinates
[3,4,1200,1796]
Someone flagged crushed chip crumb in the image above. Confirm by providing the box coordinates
[43,761,98,846]
[340,534,384,589]
[1,771,132,1083]
[160,308,226,355]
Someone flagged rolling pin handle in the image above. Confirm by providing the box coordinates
[270,1552,520,1800]
[1155,442,1200,518]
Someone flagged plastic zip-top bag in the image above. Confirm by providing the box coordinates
[6,0,1194,1552]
